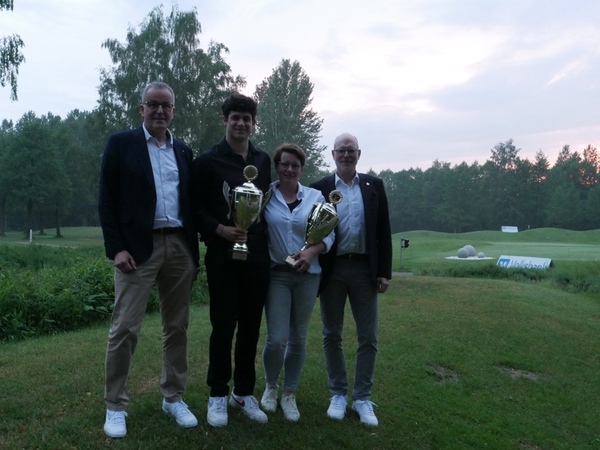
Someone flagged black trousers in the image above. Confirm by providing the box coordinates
[204,242,270,397]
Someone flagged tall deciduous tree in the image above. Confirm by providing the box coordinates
[253,59,327,184]
[96,5,244,151]
[0,0,25,101]
[2,112,71,235]
[45,110,103,235]
[0,119,14,235]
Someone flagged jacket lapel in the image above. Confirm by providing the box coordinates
[359,175,377,238]
[134,127,155,187]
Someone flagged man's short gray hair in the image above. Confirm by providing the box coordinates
[141,81,175,104]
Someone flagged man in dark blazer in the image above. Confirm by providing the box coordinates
[98,81,199,438]
[311,132,392,427]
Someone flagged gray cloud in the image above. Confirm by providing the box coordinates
[0,0,598,174]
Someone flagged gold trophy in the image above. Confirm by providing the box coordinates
[285,190,343,266]
[223,165,268,261]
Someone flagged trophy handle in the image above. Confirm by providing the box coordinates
[222,181,232,220]
[256,188,273,224]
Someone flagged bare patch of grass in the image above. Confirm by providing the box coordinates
[427,364,460,383]
[497,365,543,382]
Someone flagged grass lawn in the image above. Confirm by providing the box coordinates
[1,227,104,248]
[2,276,600,449]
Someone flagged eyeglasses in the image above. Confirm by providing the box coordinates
[278,162,302,170]
[334,148,358,155]
[143,101,174,112]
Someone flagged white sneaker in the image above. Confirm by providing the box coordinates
[162,399,198,428]
[327,395,347,420]
[352,399,379,426]
[229,392,268,423]
[280,394,300,422]
[207,396,228,427]
[261,384,278,412]
[103,410,127,438]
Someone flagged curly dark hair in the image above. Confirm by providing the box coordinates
[221,93,258,119]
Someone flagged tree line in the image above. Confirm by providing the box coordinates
[380,140,600,233]
[0,6,328,236]
[0,5,598,236]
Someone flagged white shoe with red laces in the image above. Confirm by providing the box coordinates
[229,392,268,423]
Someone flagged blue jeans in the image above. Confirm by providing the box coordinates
[320,259,379,401]
[262,270,320,392]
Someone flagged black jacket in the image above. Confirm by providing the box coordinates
[311,173,392,291]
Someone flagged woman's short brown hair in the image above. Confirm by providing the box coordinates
[273,143,306,167]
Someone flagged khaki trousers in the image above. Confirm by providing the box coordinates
[104,232,196,410]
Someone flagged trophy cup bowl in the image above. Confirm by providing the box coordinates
[285,190,343,266]
[227,165,264,261]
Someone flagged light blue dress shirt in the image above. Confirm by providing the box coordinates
[334,172,366,255]
[264,181,335,274]
[143,125,183,229]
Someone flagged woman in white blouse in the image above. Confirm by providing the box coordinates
[261,143,335,422]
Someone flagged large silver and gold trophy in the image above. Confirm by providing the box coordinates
[285,190,343,266]
[223,165,271,261]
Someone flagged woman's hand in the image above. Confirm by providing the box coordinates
[291,242,325,273]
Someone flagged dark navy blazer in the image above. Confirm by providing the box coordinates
[98,126,199,266]
[311,173,392,291]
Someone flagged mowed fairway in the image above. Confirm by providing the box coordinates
[393,228,600,271]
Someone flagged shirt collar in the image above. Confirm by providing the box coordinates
[270,181,306,199]
[219,137,258,155]
[142,124,173,146]
[335,171,360,187]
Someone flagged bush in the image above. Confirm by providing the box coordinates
[0,245,208,342]
[417,260,600,294]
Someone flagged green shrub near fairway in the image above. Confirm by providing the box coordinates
[0,244,208,342]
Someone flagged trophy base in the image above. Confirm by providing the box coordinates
[231,250,248,261]
[285,255,298,267]
[231,243,249,261]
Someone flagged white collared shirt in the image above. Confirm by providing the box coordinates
[264,181,335,274]
[334,172,366,255]
[143,124,183,229]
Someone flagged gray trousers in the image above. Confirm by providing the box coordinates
[320,259,379,401]
[104,233,196,410]
[262,270,320,392]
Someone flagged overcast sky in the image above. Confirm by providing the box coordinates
[1,0,599,173]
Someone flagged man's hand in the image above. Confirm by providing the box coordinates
[114,250,137,273]
[217,224,248,243]
[376,277,389,294]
